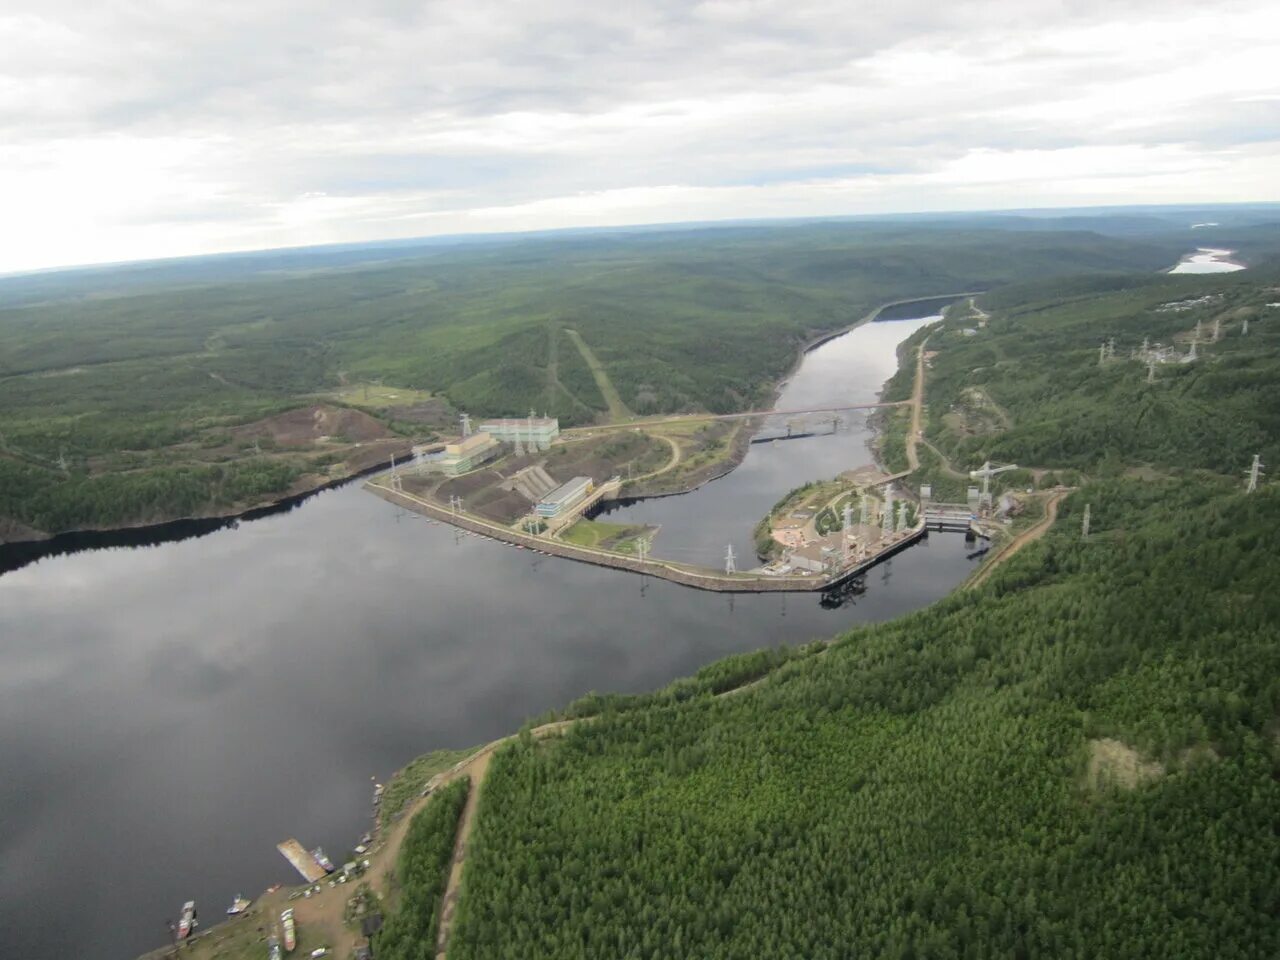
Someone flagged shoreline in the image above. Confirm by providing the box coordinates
[0,447,415,572]
[2,292,973,561]
[127,287,961,959]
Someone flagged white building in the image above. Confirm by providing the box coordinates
[478,416,559,449]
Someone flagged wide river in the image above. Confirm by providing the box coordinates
[0,302,978,960]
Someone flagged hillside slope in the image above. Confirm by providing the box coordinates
[373,268,1280,960]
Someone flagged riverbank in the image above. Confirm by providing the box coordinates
[0,442,416,565]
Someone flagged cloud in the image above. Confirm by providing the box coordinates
[0,0,1277,271]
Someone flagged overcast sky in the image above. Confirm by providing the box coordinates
[2,0,1278,272]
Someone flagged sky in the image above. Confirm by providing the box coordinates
[1,0,1278,273]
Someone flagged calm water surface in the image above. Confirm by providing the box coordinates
[0,307,977,960]
[1169,247,1245,274]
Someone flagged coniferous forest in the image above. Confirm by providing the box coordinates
[421,263,1280,959]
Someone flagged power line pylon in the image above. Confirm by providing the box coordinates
[1082,503,1091,540]
[724,544,736,575]
[1246,454,1263,494]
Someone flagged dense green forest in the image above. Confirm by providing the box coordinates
[374,778,469,960]
[0,218,1191,536]
[449,477,1279,959]
[396,262,1280,959]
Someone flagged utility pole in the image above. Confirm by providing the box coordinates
[1212,316,1221,342]
[459,413,472,438]
[1242,318,1249,336]
[882,490,895,539]
[724,544,736,575]
[897,500,910,531]
[1081,503,1091,540]
[1246,454,1263,494]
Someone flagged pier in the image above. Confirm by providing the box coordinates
[276,839,326,883]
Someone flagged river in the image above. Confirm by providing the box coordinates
[1169,247,1245,274]
[0,301,977,960]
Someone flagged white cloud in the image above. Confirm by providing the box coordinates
[0,0,1277,272]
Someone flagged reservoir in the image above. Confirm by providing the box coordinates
[0,302,976,960]
[1169,247,1245,274]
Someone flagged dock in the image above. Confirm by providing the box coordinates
[277,839,326,883]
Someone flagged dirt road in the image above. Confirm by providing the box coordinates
[967,489,1070,590]
[905,337,930,471]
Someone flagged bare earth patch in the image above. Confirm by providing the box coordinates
[232,404,393,447]
[1085,738,1163,791]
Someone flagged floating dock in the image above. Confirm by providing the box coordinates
[277,839,326,883]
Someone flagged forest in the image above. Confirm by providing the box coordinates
[0,217,1193,536]
[402,257,1280,959]
[374,778,469,960]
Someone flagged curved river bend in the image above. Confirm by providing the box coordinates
[0,302,977,960]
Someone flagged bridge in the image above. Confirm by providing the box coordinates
[924,503,977,532]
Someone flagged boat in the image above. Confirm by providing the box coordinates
[226,894,252,915]
[268,934,282,960]
[311,847,335,873]
[176,901,197,940]
[281,908,297,952]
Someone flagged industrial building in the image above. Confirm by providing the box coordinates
[439,432,500,476]
[535,476,594,518]
[478,416,559,448]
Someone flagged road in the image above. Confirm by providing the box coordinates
[905,336,929,471]
[966,488,1071,590]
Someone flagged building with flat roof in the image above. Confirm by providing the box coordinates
[536,476,594,518]
[478,416,559,448]
[440,432,500,476]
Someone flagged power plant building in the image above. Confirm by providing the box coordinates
[536,476,594,518]
[440,432,500,476]
[478,416,559,447]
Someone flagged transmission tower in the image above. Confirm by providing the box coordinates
[897,500,910,530]
[1141,336,1150,357]
[882,491,895,539]
[1212,316,1221,342]
[1187,339,1198,362]
[724,544,736,575]
[1246,454,1263,494]
[1098,342,1107,366]
[1146,356,1157,383]
[513,437,525,457]
[637,537,648,564]
[842,501,854,555]
[1107,337,1116,360]
[459,413,472,438]
[1194,319,1203,342]
[1081,503,1091,540]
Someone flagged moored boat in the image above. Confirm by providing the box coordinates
[227,894,252,915]
[281,908,297,952]
[311,847,335,873]
[176,901,197,940]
